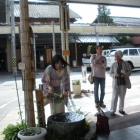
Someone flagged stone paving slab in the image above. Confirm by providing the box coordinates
[0,107,21,132]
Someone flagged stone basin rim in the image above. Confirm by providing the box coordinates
[48,112,85,124]
[48,119,85,124]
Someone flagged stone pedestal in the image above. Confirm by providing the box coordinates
[47,112,86,137]
[84,121,96,140]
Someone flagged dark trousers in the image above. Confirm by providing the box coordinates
[94,77,105,104]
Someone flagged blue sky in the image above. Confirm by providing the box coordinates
[29,0,140,23]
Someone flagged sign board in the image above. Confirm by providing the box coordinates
[36,90,46,128]
[30,37,33,45]
[62,50,70,56]
[18,62,25,70]
[52,51,56,57]
[26,72,34,79]
[40,56,44,61]
[60,5,70,31]
[46,49,52,63]
[83,53,86,57]
[82,66,87,83]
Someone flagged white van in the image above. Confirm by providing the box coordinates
[106,48,140,69]
[102,49,110,56]
[82,49,110,68]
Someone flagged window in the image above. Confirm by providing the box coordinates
[129,49,139,56]
[123,50,128,56]
[138,49,140,54]
[106,51,116,57]
[110,49,116,52]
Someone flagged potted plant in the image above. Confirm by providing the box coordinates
[16,95,47,140]
[18,127,47,140]
[17,103,47,140]
[16,96,47,140]
[2,121,46,140]
[72,80,81,95]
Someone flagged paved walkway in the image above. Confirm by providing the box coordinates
[95,125,140,140]
[0,69,140,140]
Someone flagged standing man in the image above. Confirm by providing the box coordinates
[90,45,107,108]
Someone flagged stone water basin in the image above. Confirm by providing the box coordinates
[47,112,86,137]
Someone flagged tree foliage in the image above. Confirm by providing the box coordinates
[2,120,26,140]
[115,36,132,45]
[89,45,96,54]
[97,6,113,23]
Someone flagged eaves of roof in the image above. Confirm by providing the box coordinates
[76,36,119,43]
[16,35,118,44]
[14,3,82,19]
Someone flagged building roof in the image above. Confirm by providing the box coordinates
[36,36,119,44]
[111,16,140,25]
[76,36,119,43]
[14,3,82,19]
[92,16,140,26]
[16,35,118,44]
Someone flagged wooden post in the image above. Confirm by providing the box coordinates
[75,36,78,66]
[36,90,46,128]
[20,0,35,127]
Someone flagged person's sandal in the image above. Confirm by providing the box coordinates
[95,104,100,108]
[100,103,106,108]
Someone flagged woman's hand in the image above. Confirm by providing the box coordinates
[60,90,67,99]
[115,73,120,78]
[47,86,54,94]
[62,90,68,97]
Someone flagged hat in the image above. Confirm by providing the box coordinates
[115,50,123,58]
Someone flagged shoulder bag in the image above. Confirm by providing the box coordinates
[96,107,110,133]
[88,55,95,84]
[88,72,94,84]
[124,61,131,89]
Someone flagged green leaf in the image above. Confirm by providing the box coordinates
[2,121,25,140]
[72,80,80,85]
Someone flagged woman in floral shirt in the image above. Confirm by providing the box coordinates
[41,54,70,114]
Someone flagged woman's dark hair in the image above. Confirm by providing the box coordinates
[51,54,69,70]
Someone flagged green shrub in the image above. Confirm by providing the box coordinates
[2,120,26,140]
[75,108,88,117]
[72,80,80,85]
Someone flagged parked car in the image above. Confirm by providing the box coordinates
[82,49,110,68]
[102,49,110,56]
[106,48,140,69]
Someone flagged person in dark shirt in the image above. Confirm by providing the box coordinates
[110,50,131,116]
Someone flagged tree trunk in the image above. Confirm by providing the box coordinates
[19,0,35,127]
